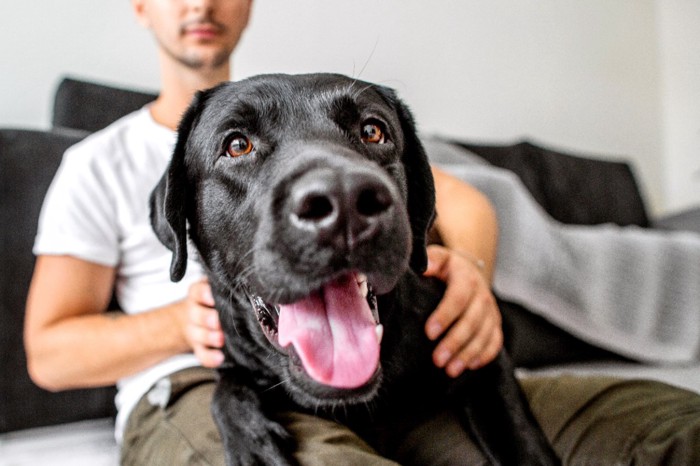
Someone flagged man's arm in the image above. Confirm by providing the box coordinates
[24,255,223,391]
[431,166,498,281]
[424,166,502,377]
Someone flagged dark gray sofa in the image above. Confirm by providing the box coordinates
[0,79,157,435]
[1,77,699,460]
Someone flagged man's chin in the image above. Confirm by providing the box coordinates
[179,48,232,70]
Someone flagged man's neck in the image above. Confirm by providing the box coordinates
[151,58,231,130]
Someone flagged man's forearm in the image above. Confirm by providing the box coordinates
[26,303,189,391]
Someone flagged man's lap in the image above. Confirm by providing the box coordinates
[120,367,396,466]
[121,367,700,465]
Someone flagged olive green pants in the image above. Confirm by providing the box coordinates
[121,368,700,465]
[120,368,396,466]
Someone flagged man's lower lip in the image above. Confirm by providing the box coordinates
[186,29,219,39]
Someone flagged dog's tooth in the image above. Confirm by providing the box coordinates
[359,279,368,298]
[356,273,368,298]
[375,324,384,343]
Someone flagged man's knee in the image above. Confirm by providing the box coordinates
[121,368,223,466]
[522,375,700,464]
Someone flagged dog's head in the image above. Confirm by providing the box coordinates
[151,73,435,405]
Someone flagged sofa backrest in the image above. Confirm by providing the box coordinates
[53,77,157,133]
[453,139,650,228]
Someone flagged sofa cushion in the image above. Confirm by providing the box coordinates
[452,140,651,227]
[499,299,628,368]
[0,128,117,433]
[52,77,157,133]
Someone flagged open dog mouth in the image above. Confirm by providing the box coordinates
[248,272,383,389]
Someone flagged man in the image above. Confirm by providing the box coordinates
[26,0,700,464]
[24,1,502,464]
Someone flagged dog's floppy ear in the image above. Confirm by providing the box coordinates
[150,90,208,282]
[379,87,436,273]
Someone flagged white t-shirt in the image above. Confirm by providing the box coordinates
[34,107,205,442]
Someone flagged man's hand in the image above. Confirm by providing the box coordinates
[423,245,503,377]
[180,279,225,368]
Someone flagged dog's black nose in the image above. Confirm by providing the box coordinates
[289,168,394,250]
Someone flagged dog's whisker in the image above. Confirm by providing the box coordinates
[348,82,375,101]
[263,379,287,393]
[230,249,257,279]
[227,249,260,292]
[362,399,377,418]
[350,37,380,82]
[268,288,286,306]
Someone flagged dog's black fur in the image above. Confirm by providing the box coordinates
[150,73,559,465]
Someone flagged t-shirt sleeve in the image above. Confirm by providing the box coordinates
[33,145,120,266]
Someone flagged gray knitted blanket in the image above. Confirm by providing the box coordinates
[424,138,700,363]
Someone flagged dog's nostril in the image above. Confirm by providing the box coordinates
[357,188,391,217]
[297,194,334,221]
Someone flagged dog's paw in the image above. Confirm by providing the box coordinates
[225,417,297,466]
[214,377,298,465]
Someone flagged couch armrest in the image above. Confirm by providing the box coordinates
[653,207,700,234]
[0,128,117,433]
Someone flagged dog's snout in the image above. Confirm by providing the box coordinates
[289,168,394,250]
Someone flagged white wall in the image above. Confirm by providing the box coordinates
[656,0,700,213]
[1,1,697,213]
[1,2,160,128]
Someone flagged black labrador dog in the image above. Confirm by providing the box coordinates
[150,73,559,465]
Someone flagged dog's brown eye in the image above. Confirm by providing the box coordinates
[361,122,386,145]
[226,134,253,157]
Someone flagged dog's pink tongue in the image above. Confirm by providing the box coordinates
[277,274,379,388]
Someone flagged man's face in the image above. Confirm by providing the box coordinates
[133,0,252,71]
